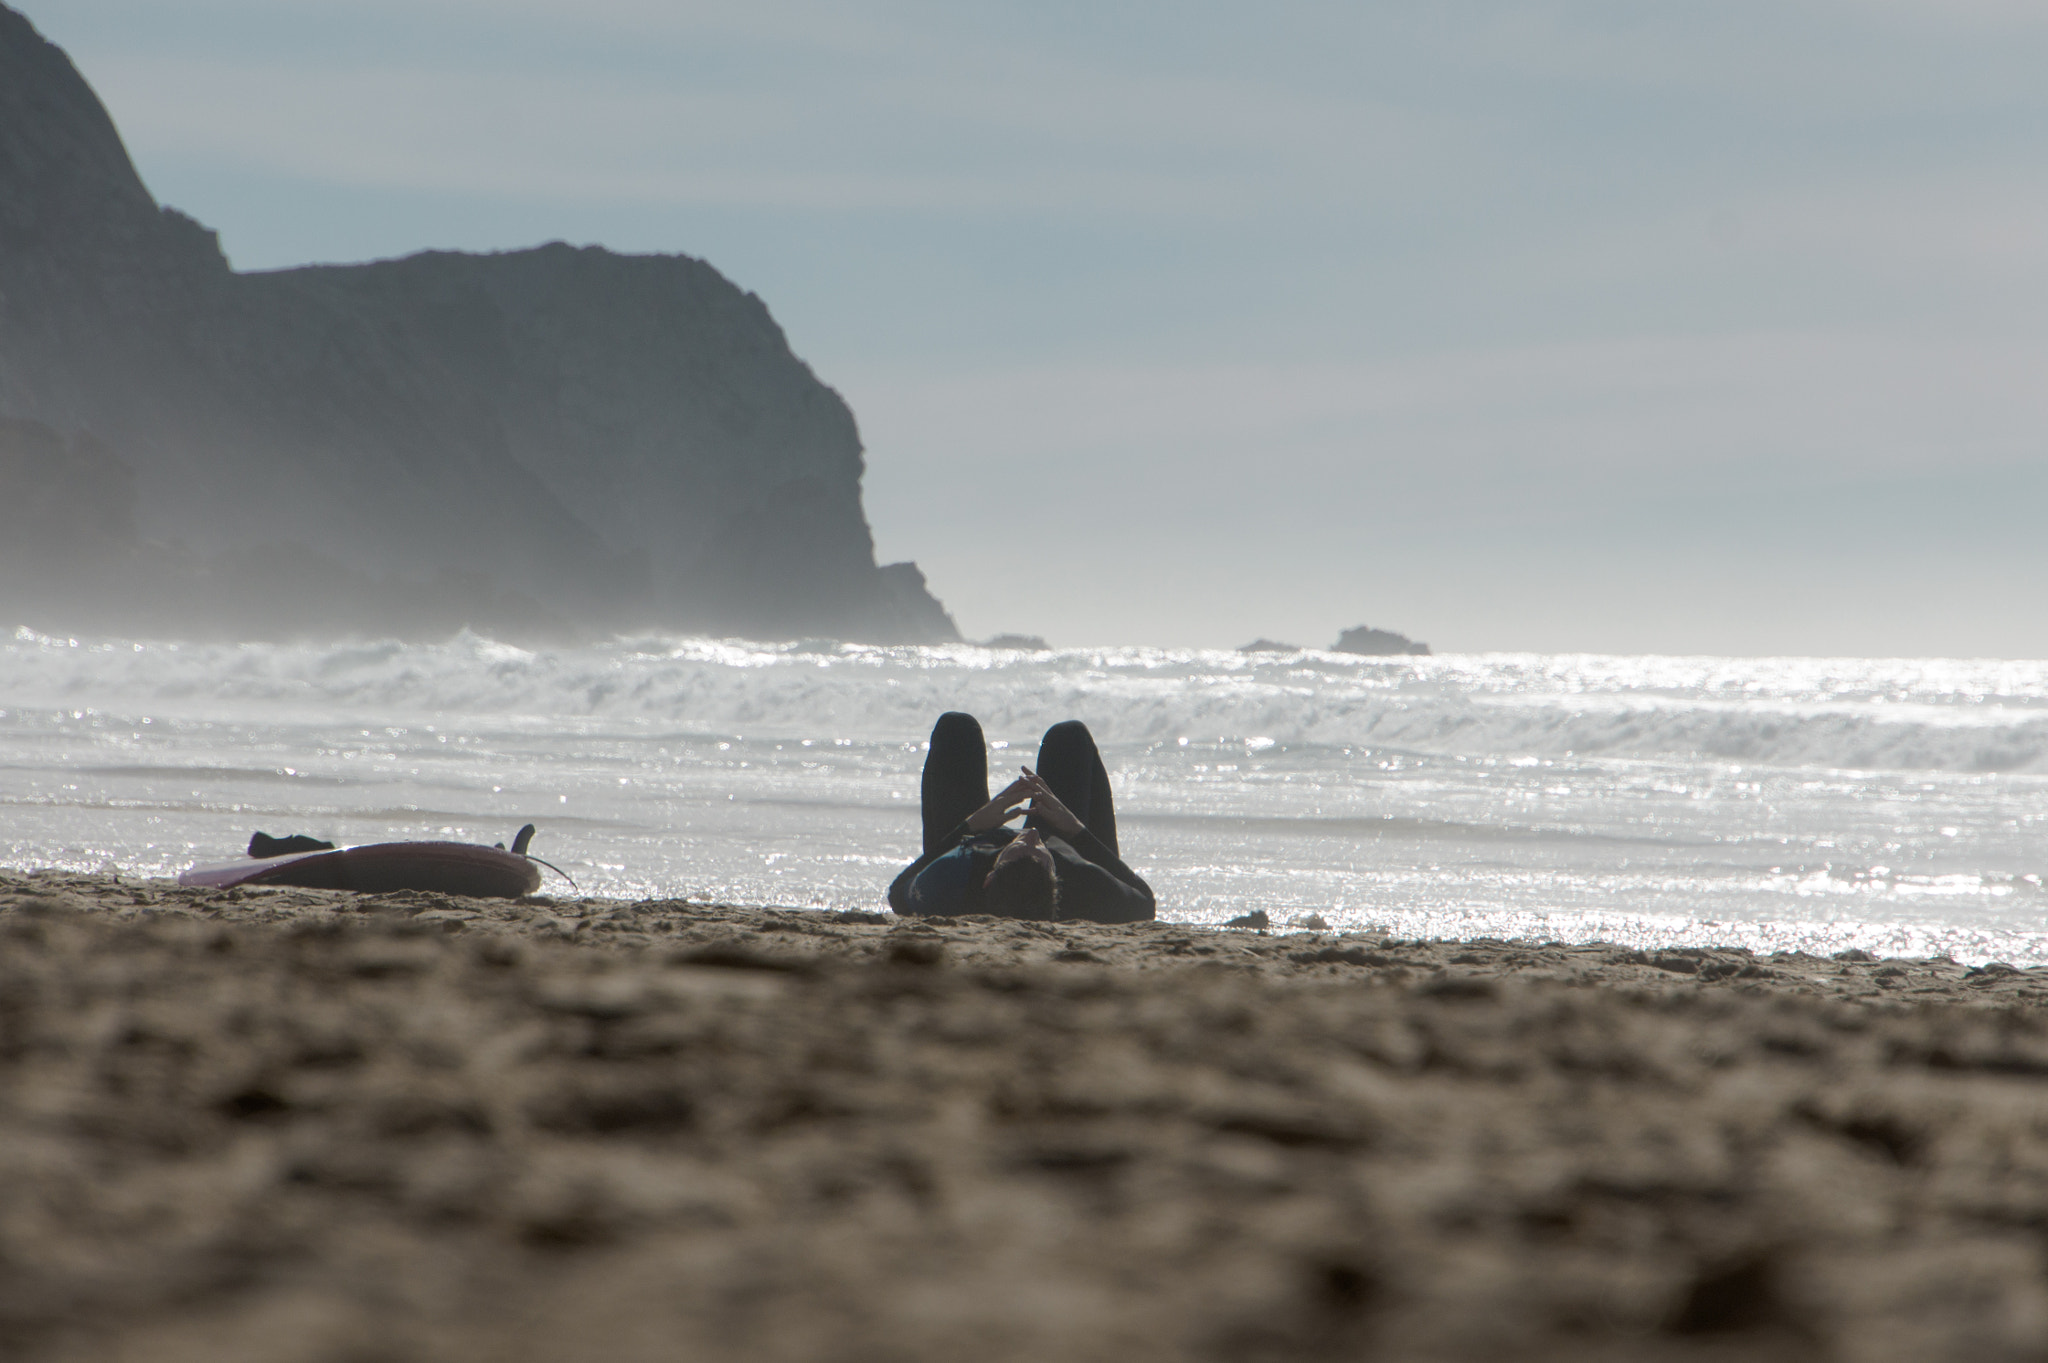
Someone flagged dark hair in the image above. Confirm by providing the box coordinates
[983,854,1059,920]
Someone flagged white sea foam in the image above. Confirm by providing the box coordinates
[5,627,2047,962]
[7,628,2047,771]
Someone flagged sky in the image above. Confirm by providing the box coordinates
[22,0,2048,654]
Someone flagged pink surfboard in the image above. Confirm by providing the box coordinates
[180,841,543,898]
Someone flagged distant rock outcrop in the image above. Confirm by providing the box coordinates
[0,4,956,644]
[981,634,1050,651]
[1236,639,1302,653]
[1333,625,1431,656]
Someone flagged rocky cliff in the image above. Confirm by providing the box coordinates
[0,4,956,643]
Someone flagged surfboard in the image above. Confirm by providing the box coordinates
[179,841,543,898]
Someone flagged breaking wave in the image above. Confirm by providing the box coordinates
[7,628,2048,775]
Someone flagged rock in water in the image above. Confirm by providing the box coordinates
[0,4,956,645]
[1332,625,1431,656]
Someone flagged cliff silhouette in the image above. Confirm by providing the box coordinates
[0,4,957,643]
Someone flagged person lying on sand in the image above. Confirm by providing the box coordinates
[888,712,1155,923]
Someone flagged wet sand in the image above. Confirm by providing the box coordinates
[6,868,2048,1361]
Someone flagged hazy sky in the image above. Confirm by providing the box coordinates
[25,0,2048,654]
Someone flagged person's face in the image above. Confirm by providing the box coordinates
[986,827,1053,885]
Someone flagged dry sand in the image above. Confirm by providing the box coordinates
[6,869,2048,1362]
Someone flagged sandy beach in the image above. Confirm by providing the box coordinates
[6,869,2048,1362]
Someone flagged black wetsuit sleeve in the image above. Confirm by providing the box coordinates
[1053,828,1156,923]
[888,819,972,915]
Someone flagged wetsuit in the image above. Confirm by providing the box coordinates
[887,713,1156,924]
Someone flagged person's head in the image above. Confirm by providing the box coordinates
[983,828,1058,919]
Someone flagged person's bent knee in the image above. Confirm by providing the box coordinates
[932,712,984,745]
[1039,719,1094,749]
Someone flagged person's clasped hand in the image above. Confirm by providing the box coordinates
[1019,767,1084,836]
[964,773,1037,833]
[962,766,1086,837]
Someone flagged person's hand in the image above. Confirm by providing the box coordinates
[1019,767,1084,836]
[964,774,1036,833]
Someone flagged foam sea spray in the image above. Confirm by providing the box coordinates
[5,628,2047,962]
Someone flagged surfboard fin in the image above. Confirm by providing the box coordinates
[511,824,537,856]
[248,832,335,857]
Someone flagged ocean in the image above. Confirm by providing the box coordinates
[4,626,2046,964]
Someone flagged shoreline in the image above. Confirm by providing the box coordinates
[7,868,2048,1360]
[5,867,2037,1004]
